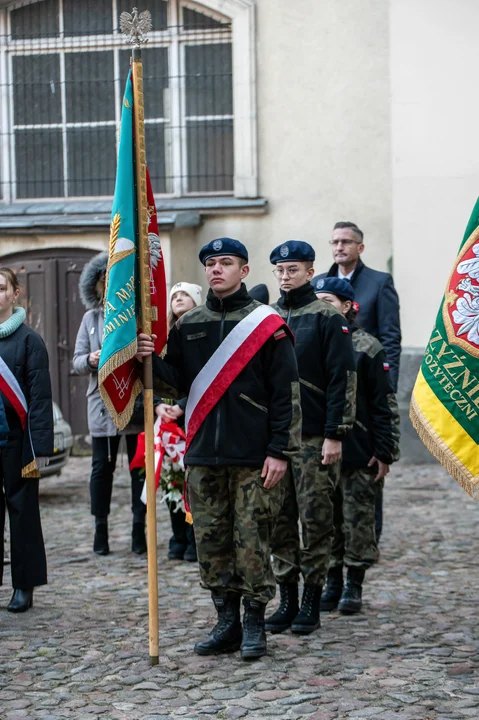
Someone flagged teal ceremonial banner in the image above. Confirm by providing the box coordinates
[98,71,142,429]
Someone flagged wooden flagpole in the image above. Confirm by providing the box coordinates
[129,30,159,665]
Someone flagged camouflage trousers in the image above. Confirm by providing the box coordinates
[271,436,340,587]
[186,465,284,604]
[330,468,383,570]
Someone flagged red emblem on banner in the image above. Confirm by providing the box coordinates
[443,229,479,358]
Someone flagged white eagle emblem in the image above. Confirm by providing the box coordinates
[316,279,324,290]
[280,245,289,258]
[212,239,223,251]
[119,7,152,45]
[148,232,162,270]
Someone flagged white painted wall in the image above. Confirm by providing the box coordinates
[194,0,392,296]
[391,0,479,348]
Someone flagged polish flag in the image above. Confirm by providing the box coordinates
[0,356,27,429]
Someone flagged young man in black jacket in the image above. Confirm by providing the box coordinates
[316,278,400,614]
[266,241,356,635]
[136,237,301,660]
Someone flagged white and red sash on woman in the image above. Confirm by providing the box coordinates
[0,356,27,429]
[185,304,289,450]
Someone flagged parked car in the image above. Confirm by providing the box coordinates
[40,402,73,477]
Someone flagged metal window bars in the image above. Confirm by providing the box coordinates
[0,0,234,202]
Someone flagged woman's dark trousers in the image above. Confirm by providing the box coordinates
[90,435,145,521]
[0,432,47,589]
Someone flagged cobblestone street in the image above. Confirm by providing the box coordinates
[1,456,479,719]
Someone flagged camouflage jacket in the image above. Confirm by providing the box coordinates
[342,326,400,469]
[151,283,302,467]
[272,282,356,440]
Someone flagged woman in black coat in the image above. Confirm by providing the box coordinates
[0,267,53,613]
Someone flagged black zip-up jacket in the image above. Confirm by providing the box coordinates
[342,325,400,469]
[272,282,356,439]
[151,284,302,467]
[0,323,54,470]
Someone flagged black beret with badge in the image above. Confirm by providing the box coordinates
[269,240,316,264]
[199,237,248,265]
[314,276,355,302]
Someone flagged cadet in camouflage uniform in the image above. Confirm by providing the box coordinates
[266,241,356,635]
[136,238,301,660]
[315,277,400,614]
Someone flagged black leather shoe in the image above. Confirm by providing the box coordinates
[132,522,147,554]
[194,593,242,655]
[291,584,322,634]
[265,583,299,633]
[7,589,33,613]
[93,522,109,555]
[320,566,343,611]
[241,599,267,660]
[338,567,365,614]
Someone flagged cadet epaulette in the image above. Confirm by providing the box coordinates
[274,329,287,340]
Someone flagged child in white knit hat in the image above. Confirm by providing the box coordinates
[157,281,203,561]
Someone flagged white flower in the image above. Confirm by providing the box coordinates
[452,292,479,345]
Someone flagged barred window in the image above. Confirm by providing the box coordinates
[1,0,247,201]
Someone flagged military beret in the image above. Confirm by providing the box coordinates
[199,237,248,265]
[270,240,315,264]
[314,277,355,302]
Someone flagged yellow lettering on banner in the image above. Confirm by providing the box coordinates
[126,275,135,294]
[423,342,479,425]
[105,301,116,314]
[116,287,131,303]
[456,367,476,391]
[428,329,443,347]
[104,321,116,336]
[466,381,479,399]
[437,342,454,360]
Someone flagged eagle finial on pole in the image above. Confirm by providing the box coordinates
[119,6,152,45]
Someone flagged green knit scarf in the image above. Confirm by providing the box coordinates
[0,307,26,338]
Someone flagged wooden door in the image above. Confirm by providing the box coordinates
[2,248,97,437]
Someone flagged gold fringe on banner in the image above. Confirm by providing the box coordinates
[22,460,40,479]
[409,395,479,499]
[98,337,143,431]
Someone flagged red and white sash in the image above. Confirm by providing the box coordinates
[185,304,288,449]
[0,356,27,429]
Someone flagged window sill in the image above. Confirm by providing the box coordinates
[0,197,268,234]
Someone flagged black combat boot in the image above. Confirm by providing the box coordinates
[93,518,109,555]
[131,522,147,554]
[265,583,299,633]
[194,593,242,655]
[320,566,343,611]
[338,567,365,614]
[291,584,322,634]
[241,599,267,660]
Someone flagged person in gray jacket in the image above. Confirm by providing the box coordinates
[72,253,146,556]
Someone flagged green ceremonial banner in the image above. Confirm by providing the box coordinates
[410,198,479,497]
[98,70,142,429]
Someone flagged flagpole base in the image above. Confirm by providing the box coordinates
[149,655,159,666]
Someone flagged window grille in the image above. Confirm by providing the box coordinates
[1,0,234,201]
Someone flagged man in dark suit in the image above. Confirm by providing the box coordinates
[313,221,401,543]
[313,221,401,392]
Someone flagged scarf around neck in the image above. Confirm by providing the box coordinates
[0,307,26,338]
